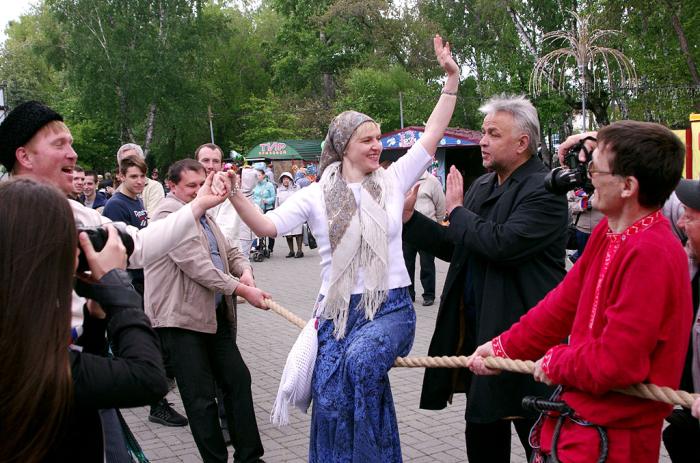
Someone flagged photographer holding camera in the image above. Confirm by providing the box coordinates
[467,120,691,463]
[0,101,233,461]
[0,178,169,462]
[0,101,231,332]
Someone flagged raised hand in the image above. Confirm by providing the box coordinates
[434,34,459,78]
[445,165,464,215]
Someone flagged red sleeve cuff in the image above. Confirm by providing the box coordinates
[540,344,570,384]
[540,348,554,377]
[492,336,510,359]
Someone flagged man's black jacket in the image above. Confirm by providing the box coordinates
[403,156,568,421]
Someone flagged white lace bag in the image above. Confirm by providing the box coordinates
[270,316,319,426]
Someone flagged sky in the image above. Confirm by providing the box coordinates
[1,0,40,43]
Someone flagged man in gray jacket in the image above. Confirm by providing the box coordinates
[145,159,269,463]
[403,170,446,306]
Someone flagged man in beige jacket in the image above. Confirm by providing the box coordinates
[144,159,268,463]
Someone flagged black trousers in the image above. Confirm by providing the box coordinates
[158,306,263,463]
[465,418,535,463]
[402,240,436,301]
[663,408,700,462]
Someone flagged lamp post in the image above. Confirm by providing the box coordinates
[0,82,7,123]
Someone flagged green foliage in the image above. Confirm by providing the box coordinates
[0,3,64,107]
[336,66,434,132]
[600,0,700,125]
[1,0,698,176]
[239,90,308,149]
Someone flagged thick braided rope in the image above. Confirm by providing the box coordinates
[480,357,700,409]
[264,299,306,329]
[264,299,700,409]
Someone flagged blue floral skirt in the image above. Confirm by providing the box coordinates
[309,287,415,463]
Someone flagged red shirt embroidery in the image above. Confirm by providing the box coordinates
[588,210,663,330]
[492,336,509,358]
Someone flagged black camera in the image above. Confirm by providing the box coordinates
[544,136,597,195]
[76,225,135,273]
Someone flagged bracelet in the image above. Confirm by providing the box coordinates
[229,184,240,197]
[441,89,458,96]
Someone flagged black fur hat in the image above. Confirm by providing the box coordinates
[0,101,64,172]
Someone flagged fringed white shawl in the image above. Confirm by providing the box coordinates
[319,161,391,339]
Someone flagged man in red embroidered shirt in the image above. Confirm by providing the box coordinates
[467,120,692,463]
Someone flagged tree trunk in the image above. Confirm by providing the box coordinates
[322,73,335,101]
[587,91,610,126]
[143,103,157,158]
[663,2,700,111]
[539,125,551,168]
[319,31,335,101]
[506,6,537,57]
[116,84,135,143]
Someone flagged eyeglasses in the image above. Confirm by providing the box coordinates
[587,161,614,179]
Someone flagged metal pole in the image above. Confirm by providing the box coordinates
[208,104,215,143]
[579,64,586,132]
[399,92,404,129]
[581,84,586,131]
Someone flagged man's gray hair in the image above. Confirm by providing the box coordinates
[116,143,145,162]
[479,95,540,156]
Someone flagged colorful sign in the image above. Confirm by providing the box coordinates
[247,141,301,160]
[381,128,479,150]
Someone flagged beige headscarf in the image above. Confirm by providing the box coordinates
[319,111,376,177]
[318,111,390,339]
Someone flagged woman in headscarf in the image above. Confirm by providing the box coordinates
[226,35,459,462]
[251,163,276,253]
[276,171,304,257]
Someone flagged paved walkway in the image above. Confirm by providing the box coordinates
[123,246,671,462]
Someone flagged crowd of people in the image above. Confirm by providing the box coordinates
[1,31,700,463]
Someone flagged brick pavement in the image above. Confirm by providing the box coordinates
[123,246,671,462]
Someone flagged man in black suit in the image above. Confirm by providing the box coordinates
[402,95,568,462]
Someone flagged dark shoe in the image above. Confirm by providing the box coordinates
[286,251,295,258]
[295,251,304,258]
[422,297,434,306]
[149,399,188,427]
